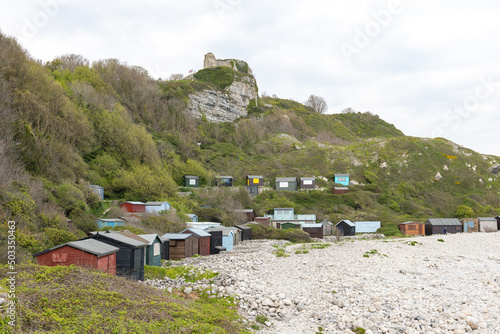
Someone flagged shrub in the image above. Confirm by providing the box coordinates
[377,223,403,237]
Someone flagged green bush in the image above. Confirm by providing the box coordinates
[377,223,403,237]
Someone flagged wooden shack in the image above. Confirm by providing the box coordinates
[275,177,298,191]
[299,177,315,190]
[334,174,350,186]
[138,234,163,267]
[215,176,233,187]
[120,201,146,213]
[333,187,349,194]
[460,218,479,233]
[235,224,252,241]
[34,239,119,275]
[87,231,147,280]
[302,223,323,239]
[321,220,333,236]
[206,227,234,251]
[425,218,462,235]
[235,209,256,222]
[246,175,264,186]
[477,217,498,232]
[97,218,125,229]
[181,228,211,256]
[159,236,170,260]
[335,220,355,236]
[161,233,198,260]
[254,217,271,227]
[206,229,223,254]
[399,221,425,236]
[184,175,200,188]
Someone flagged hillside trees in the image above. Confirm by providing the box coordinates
[304,94,328,114]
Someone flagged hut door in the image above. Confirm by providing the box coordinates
[464,222,468,232]
[338,225,344,235]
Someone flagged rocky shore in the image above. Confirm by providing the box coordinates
[144,233,500,333]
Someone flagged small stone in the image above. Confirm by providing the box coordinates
[183,287,193,295]
[262,298,273,307]
[283,298,292,306]
[250,301,258,309]
[296,302,306,312]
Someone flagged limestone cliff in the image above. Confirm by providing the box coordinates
[187,53,258,122]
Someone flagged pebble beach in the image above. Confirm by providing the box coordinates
[145,232,500,334]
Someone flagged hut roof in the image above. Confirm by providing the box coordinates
[123,201,145,205]
[335,220,354,227]
[477,217,497,221]
[321,220,333,226]
[181,228,211,237]
[98,218,125,222]
[138,234,163,245]
[275,177,297,182]
[145,201,169,206]
[333,187,349,190]
[235,224,252,230]
[113,230,150,244]
[300,177,315,181]
[34,239,119,258]
[400,221,423,225]
[235,209,254,213]
[206,227,236,236]
[426,218,462,226]
[335,173,349,177]
[184,175,199,179]
[89,231,148,247]
[247,175,263,179]
[161,233,193,240]
[302,223,321,228]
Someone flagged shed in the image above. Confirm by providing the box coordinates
[425,218,462,235]
[161,233,199,260]
[334,174,350,186]
[206,227,235,251]
[97,218,125,229]
[159,236,170,260]
[300,177,315,190]
[215,176,233,187]
[206,229,223,254]
[477,217,498,232]
[280,222,301,230]
[120,201,146,213]
[321,220,333,236]
[245,185,259,197]
[460,218,479,233]
[354,221,381,233]
[226,227,241,246]
[235,209,256,222]
[335,220,355,236]
[246,175,264,186]
[181,228,211,256]
[184,175,200,188]
[333,187,349,194]
[254,217,271,227]
[235,224,252,241]
[275,177,298,191]
[186,213,199,222]
[302,223,323,239]
[145,201,171,214]
[497,216,500,230]
[34,239,119,275]
[138,234,163,267]
[87,231,147,280]
[90,185,104,200]
[399,221,425,236]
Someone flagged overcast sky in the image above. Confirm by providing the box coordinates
[1,0,499,156]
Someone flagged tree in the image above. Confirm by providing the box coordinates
[304,95,328,114]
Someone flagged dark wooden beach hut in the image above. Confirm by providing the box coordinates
[425,218,462,235]
[246,175,264,186]
[302,223,323,239]
[181,228,211,256]
[206,229,223,254]
[335,220,355,236]
[299,177,315,190]
[215,176,233,187]
[162,233,198,260]
[184,175,200,188]
[160,236,170,260]
[139,234,164,267]
[235,224,252,241]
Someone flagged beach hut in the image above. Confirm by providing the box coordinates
[354,221,381,233]
[159,236,170,260]
[33,239,119,275]
[334,174,350,186]
[145,201,171,214]
[460,218,479,233]
[300,177,316,190]
[181,228,211,256]
[425,218,462,235]
[333,187,349,194]
[399,221,425,236]
[275,177,298,191]
[477,217,498,232]
[497,216,500,230]
[244,185,259,197]
[246,175,264,186]
[186,214,199,222]
[206,227,234,251]
[87,231,147,280]
[97,218,125,229]
[206,229,223,254]
[120,201,146,213]
[161,233,198,260]
[90,185,104,200]
[335,220,355,236]
[184,175,200,188]
[321,220,333,236]
[235,224,252,241]
[215,176,233,187]
[235,209,256,222]
[138,234,163,267]
[302,223,323,239]
[254,217,272,227]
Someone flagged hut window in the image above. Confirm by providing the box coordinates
[253,178,259,183]
[153,243,160,256]
[52,253,68,262]
[303,180,313,185]
[189,179,196,185]
[337,177,346,182]
[279,182,289,187]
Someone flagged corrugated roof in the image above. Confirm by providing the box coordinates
[302,223,321,228]
[426,218,462,226]
[138,234,163,245]
[98,218,125,222]
[90,231,148,247]
[400,221,423,225]
[185,175,199,179]
[181,228,211,237]
[123,201,145,205]
[235,224,251,230]
[145,201,169,206]
[477,217,497,221]
[235,209,254,213]
[34,239,119,258]
[247,175,263,179]
[333,187,349,190]
[335,174,349,177]
[300,177,315,181]
[275,177,297,182]
[114,230,150,244]
[335,220,354,227]
[162,233,193,240]
[206,227,236,236]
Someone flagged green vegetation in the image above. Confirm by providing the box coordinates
[0,264,248,334]
[255,314,268,325]
[363,249,387,258]
[405,240,422,246]
[437,239,444,242]
[144,265,219,282]
[275,247,288,257]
